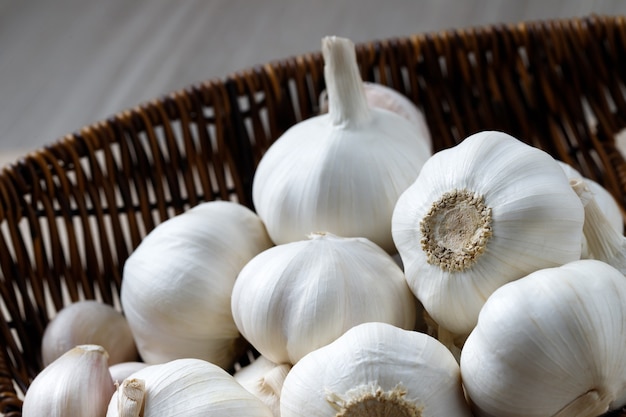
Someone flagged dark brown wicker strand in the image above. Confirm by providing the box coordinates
[2,14,626,416]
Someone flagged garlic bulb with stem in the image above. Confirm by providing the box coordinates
[22,344,115,417]
[252,35,431,253]
[318,81,432,152]
[460,259,626,417]
[106,358,274,417]
[571,178,626,274]
[121,200,273,368]
[41,299,138,367]
[391,130,585,338]
[280,321,472,417]
[234,356,292,417]
[231,232,418,365]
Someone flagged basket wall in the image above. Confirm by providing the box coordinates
[1,14,626,416]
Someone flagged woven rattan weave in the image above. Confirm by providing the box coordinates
[2,14,626,416]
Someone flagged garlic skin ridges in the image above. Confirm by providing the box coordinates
[22,344,115,417]
[280,322,472,417]
[121,200,273,368]
[252,36,431,253]
[106,358,274,417]
[460,259,626,417]
[231,232,418,365]
[391,130,584,336]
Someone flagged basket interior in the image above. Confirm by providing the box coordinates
[2,14,626,416]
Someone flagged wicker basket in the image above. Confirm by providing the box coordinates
[2,13,626,416]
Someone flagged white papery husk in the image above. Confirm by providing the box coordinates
[22,344,115,417]
[391,130,585,337]
[121,201,273,367]
[460,259,626,417]
[558,161,623,234]
[234,356,291,417]
[280,322,472,417]
[231,232,418,365]
[106,358,273,417]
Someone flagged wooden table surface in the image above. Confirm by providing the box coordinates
[1,0,624,166]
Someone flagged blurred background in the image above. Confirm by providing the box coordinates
[1,0,625,166]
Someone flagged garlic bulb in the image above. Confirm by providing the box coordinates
[571,178,626,274]
[109,361,148,384]
[23,344,115,417]
[460,259,626,417]
[280,322,472,417]
[106,358,274,417]
[121,200,273,367]
[231,232,418,364]
[392,130,585,337]
[558,161,623,233]
[234,356,292,417]
[319,81,432,152]
[252,36,431,253]
[41,299,138,367]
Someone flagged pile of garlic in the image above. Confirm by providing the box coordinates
[22,34,626,417]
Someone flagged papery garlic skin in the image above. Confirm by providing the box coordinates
[571,178,626,274]
[121,201,273,368]
[231,232,418,364]
[252,36,430,253]
[41,299,138,367]
[280,322,472,417]
[558,161,623,234]
[106,358,273,417]
[460,259,626,417]
[234,356,291,417]
[392,130,584,336]
[23,344,115,417]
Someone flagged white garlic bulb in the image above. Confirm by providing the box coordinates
[319,81,432,152]
[121,200,273,367]
[460,259,626,417]
[106,358,274,417]
[392,130,585,337]
[252,36,431,253]
[231,232,418,364]
[23,344,115,417]
[280,322,472,417]
[41,299,138,367]
[571,178,626,274]
[234,356,292,417]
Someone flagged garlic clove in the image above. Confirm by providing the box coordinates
[41,299,138,367]
[234,356,292,417]
[106,358,274,416]
[280,322,472,417]
[22,344,115,417]
[116,378,145,417]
